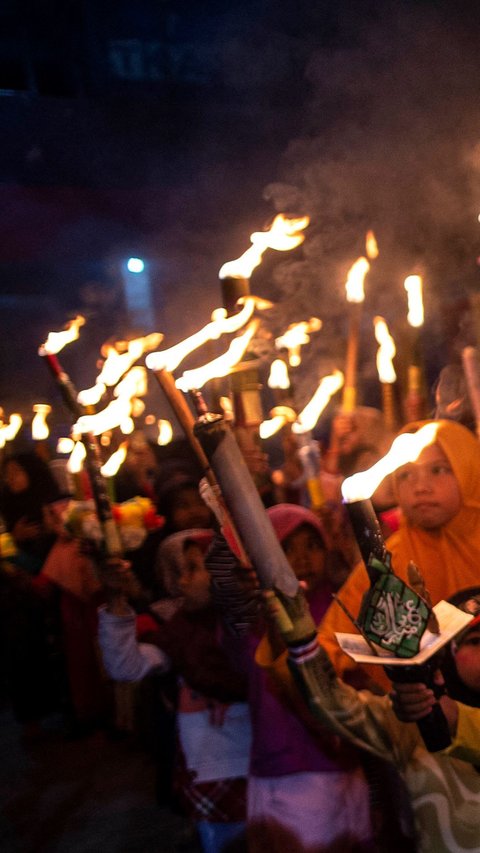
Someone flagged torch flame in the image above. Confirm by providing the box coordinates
[146,296,271,373]
[72,397,133,436]
[39,315,86,355]
[67,441,86,474]
[373,316,397,384]
[32,404,51,440]
[219,214,310,279]
[292,371,344,434]
[77,383,107,407]
[175,321,259,392]
[97,334,163,387]
[275,318,322,367]
[56,437,75,454]
[404,275,424,328]
[345,257,370,304]
[341,422,439,503]
[267,359,290,390]
[157,419,173,446]
[101,442,128,477]
[259,406,297,439]
[2,414,22,441]
[365,230,379,260]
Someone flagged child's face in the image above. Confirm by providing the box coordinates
[454,627,480,692]
[177,542,211,610]
[171,487,212,532]
[394,443,461,530]
[282,524,326,592]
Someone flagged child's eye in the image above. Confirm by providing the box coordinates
[396,467,413,483]
[430,464,452,476]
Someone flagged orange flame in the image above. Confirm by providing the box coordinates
[345,257,370,303]
[275,318,322,367]
[341,422,439,502]
[259,406,297,439]
[373,316,396,384]
[97,333,163,387]
[404,275,424,327]
[157,419,173,446]
[219,214,310,279]
[176,321,259,392]
[267,359,291,390]
[56,437,75,454]
[146,296,271,373]
[67,441,86,474]
[32,404,51,440]
[101,442,128,477]
[77,383,106,407]
[365,230,379,260]
[39,315,86,355]
[292,371,344,434]
[0,414,22,448]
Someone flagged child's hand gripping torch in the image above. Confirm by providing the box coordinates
[340,423,451,751]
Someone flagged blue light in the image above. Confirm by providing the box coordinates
[127,257,145,273]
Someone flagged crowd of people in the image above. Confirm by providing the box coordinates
[1,379,480,853]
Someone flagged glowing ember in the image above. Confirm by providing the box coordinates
[146,296,271,373]
[404,275,424,328]
[259,406,297,439]
[101,442,128,477]
[175,321,258,392]
[292,371,344,434]
[341,422,439,503]
[365,230,379,260]
[157,419,173,446]
[32,403,51,440]
[219,214,310,279]
[67,441,86,474]
[38,315,85,355]
[275,318,322,367]
[345,257,370,304]
[373,316,397,384]
[267,359,290,390]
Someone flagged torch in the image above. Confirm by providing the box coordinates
[340,422,451,751]
[193,410,298,598]
[373,316,398,433]
[403,275,427,422]
[342,256,370,412]
[39,319,123,556]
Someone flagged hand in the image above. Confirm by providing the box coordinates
[263,587,317,647]
[390,681,436,722]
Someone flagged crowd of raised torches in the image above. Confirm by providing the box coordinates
[1,210,473,517]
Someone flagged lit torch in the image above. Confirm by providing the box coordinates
[342,256,370,412]
[403,274,427,421]
[39,318,122,555]
[340,420,452,751]
[373,316,398,432]
[292,371,344,510]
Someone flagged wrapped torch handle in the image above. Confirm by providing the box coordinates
[384,660,451,753]
[194,414,298,597]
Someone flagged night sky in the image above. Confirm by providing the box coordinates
[1,0,480,437]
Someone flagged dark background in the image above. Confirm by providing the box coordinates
[1,0,480,438]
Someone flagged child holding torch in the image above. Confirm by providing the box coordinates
[318,418,480,692]
[260,582,480,853]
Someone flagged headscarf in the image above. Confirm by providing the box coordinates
[319,419,480,686]
[267,503,326,546]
